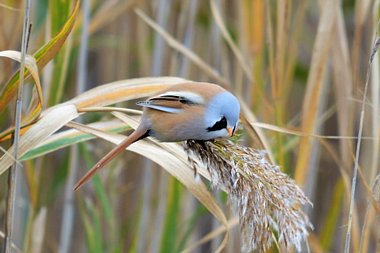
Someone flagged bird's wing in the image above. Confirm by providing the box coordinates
[137,91,204,113]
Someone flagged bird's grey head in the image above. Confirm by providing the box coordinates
[204,91,240,139]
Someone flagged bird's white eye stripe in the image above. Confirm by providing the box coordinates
[159,91,204,104]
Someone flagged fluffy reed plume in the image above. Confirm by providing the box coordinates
[184,139,313,252]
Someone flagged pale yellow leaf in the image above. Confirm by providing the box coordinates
[0,104,79,175]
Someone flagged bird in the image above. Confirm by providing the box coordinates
[74,82,240,190]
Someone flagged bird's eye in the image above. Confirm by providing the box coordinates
[207,116,227,132]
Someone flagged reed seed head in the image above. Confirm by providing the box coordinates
[184,139,313,252]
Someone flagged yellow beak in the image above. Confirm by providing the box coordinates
[227,127,234,137]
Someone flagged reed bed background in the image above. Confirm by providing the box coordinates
[0,0,379,252]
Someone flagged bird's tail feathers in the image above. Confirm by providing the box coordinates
[74,129,148,191]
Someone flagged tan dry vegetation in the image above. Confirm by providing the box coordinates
[0,0,379,253]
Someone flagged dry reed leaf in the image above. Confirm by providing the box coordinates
[331,3,354,172]
[0,2,22,12]
[0,50,43,116]
[0,50,38,76]
[182,217,239,253]
[239,102,274,162]
[68,119,229,253]
[345,34,380,253]
[48,76,188,113]
[88,0,137,35]
[0,0,79,111]
[355,0,372,26]
[78,106,143,115]
[0,230,21,252]
[253,122,374,140]
[359,176,380,253]
[283,2,308,95]
[368,14,380,182]
[210,0,252,81]
[0,0,79,143]
[0,77,186,142]
[30,207,47,253]
[22,119,128,161]
[134,8,228,87]
[0,50,41,106]
[0,104,79,175]
[274,0,290,97]
[295,0,337,185]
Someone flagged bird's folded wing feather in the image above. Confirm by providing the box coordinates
[137,91,204,113]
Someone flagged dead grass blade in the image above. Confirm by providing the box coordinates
[29,208,47,253]
[331,3,354,188]
[352,0,372,87]
[239,102,274,162]
[68,117,229,253]
[21,77,189,146]
[253,122,374,140]
[88,0,137,35]
[22,119,128,161]
[134,8,229,87]
[0,50,42,120]
[344,34,380,253]
[0,0,79,111]
[0,2,22,12]
[181,217,239,253]
[0,104,79,175]
[210,0,252,82]
[0,230,22,252]
[5,4,31,251]
[52,76,189,111]
[369,23,380,180]
[294,0,337,185]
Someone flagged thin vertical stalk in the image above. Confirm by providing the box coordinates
[59,0,89,252]
[177,0,197,77]
[4,0,31,252]
[151,0,171,76]
[344,36,380,253]
[148,1,171,251]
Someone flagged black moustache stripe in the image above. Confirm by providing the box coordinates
[207,116,227,132]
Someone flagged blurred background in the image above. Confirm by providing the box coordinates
[0,0,379,252]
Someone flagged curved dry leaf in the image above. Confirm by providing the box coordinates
[0,0,79,112]
[45,76,189,114]
[88,0,137,35]
[240,102,274,163]
[0,0,80,142]
[253,122,375,140]
[0,104,79,175]
[0,2,22,12]
[181,217,239,253]
[22,119,128,161]
[295,0,337,185]
[0,230,21,252]
[0,50,43,114]
[135,8,228,87]
[0,77,189,142]
[68,120,229,253]
[210,0,252,81]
